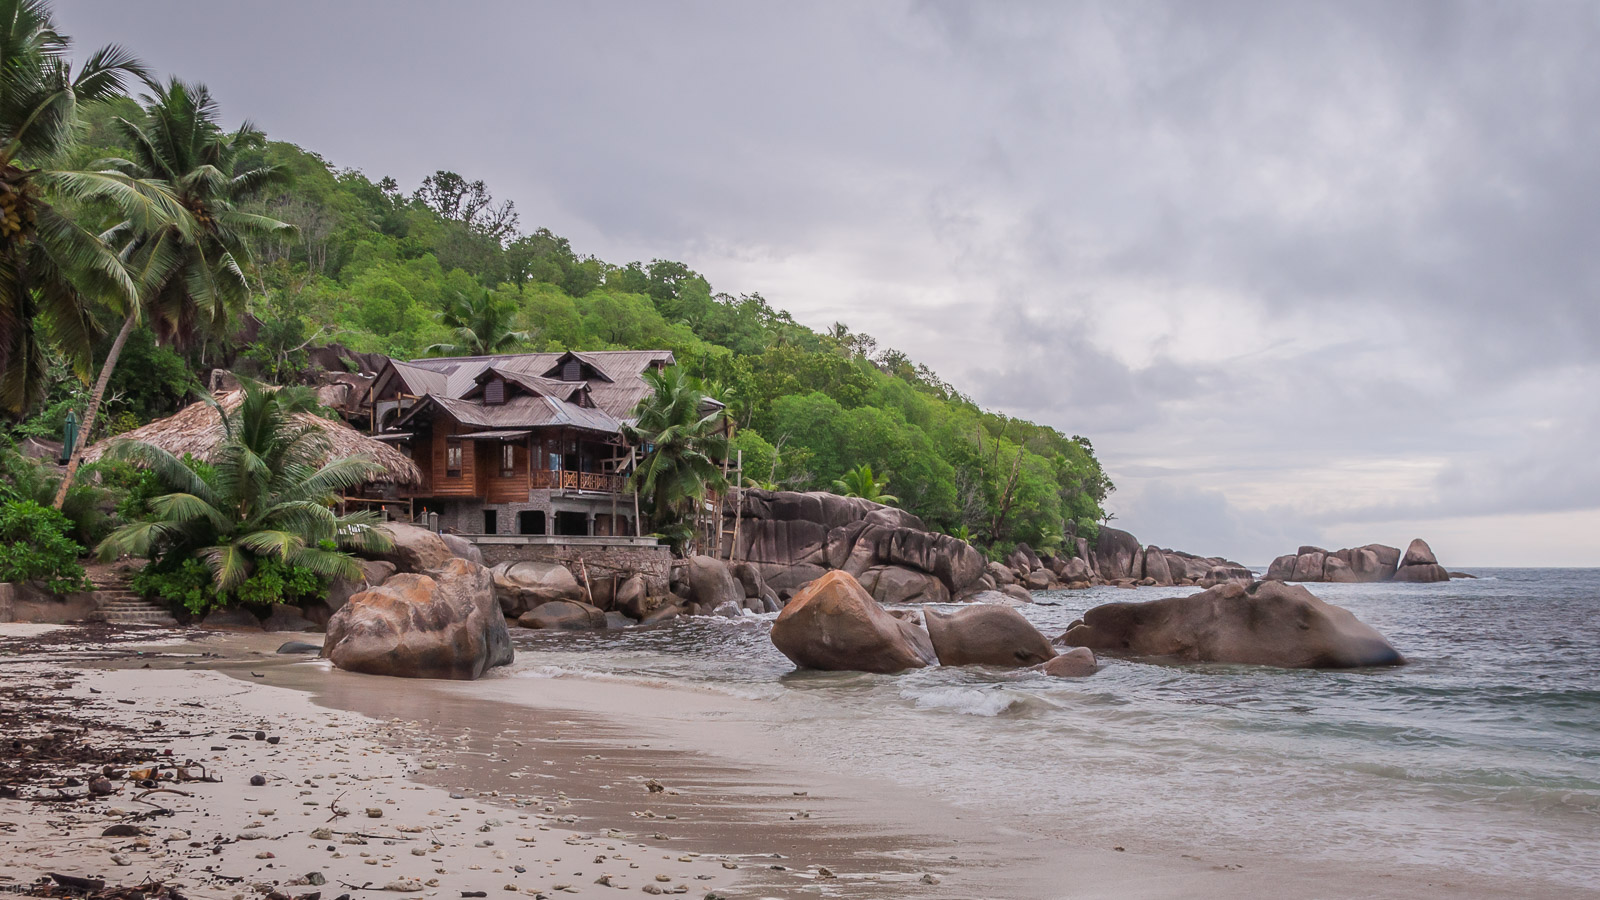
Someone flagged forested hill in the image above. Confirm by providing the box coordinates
[42,97,1112,554]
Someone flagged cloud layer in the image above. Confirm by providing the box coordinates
[60,0,1600,564]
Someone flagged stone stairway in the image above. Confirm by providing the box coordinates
[89,576,179,626]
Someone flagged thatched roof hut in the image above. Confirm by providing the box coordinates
[81,390,422,486]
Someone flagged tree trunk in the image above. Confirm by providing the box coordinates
[52,308,138,509]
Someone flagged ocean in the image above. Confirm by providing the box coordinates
[493,569,1600,890]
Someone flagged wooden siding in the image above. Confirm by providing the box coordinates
[425,421,476,497]
[481,439,531,503]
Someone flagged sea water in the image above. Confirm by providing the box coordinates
[494,569,1600,889]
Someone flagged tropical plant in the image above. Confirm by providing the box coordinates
[0,0,177,413]
[833,462,898,506]
[53,77,291,507]
[425,288,530,356]
[0,497,89,592]
[96,380,392,612]
[620,366,727,552]
[0,439,109,543]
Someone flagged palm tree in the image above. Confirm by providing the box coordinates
[425,289,530,356]
[620,367,727,552]
[833,463,898,506]
[97,380,392,604]
[53,77,291,507]
[0,0,180,413]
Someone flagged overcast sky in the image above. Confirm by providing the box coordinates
[59,1,1600,565]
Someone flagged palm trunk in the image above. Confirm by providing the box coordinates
[52,308,138,509]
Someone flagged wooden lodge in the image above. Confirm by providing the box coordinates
[368,350,688,538]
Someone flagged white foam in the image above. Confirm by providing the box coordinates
[902,686,1024,717]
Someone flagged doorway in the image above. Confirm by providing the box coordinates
[518,510,546,535]
[482,509,498,535]
[555,511,588,536]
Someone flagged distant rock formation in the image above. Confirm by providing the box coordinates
[1265,539,1450,584]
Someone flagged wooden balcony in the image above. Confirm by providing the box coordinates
[531,469,626,492]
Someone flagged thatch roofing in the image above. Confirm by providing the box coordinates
[81,390,422,485]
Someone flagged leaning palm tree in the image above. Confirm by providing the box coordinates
[53,78,291,507]
[833,463,898,506]
[0,0,181,413]
[97,380,392,605]
[425,289,531,356]
[620,367,727,552]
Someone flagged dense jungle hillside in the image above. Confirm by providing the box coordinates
[12,94,1111,554]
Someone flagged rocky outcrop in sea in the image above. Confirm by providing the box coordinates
[1264,538,1451,584]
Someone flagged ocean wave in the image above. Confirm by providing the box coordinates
[900,685,1039,717]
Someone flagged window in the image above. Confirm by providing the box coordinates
[482,509,498,534]
[484,377,506,405]
[446,440,462,476]
[501,442,515,476]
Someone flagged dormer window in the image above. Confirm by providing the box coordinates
[484,375,506,405]
[561,358,582,382]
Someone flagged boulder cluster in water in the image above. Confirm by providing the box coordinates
[1264,538,1452,584]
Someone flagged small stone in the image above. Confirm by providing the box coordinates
[89,776,115,796]
[267,736,281,744]
[238,831,267,840]
[110,853,131,866]
[655,875,671,882]
[256,851,275,859]
[920,873,941,885]
[250,775,267,787]
[254,731,267,741]
[307,873,327,886]
[366,808,383,819]
[411,847,427,856]
[817,866,835,879]
[309,828,333,840]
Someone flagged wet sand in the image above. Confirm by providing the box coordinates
[2,624,1585,899]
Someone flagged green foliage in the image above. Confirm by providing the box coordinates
[0,498,90,593]
[833,463,899,506]
[621,367,728,553]
[0,441,110,545]
[130,556,214,614]
[98,380,392,607]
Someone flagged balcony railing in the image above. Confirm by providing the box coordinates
[530,469,625,492]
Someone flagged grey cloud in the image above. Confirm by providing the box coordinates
[56,0,1600,563]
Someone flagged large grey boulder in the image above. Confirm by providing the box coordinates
[490,561,584,616]
[1093,527,1142,581]
[1392,562,1450,583]
[323,558,514,679]
[686,555,745,611]
[1401,538,1438,567]
[768,571,937,673]
[1142,548,1173,586]
[1323,555,1357,583]
[1264,554,1297,581]
[858,565,951,604]
[1060,581,1404,669]
[1291,551,1326,582]
[614,575,653,620]
[201,607,262,630]
[924,605,1056,668]
[263,604,318,632]
[438,532,483,566]
[370,523,454,573]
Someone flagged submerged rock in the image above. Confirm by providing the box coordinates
[324,558,514,679]
[686,555,745,612]
[517,599,606,630]
[924,605,1056,668]
[1060,581,1404,669]
[769,570,937,673]
[1038,647,1097,678]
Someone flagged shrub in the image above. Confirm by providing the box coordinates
[0,499,90,593]
[133,552,330,616]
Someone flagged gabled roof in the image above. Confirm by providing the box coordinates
[466,366,589,404]
[394,393,622,436]
[386,350,674,419]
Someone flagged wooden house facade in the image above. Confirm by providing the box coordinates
[369,350,678,537]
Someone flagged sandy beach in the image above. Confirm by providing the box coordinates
[1,623,1587,900]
